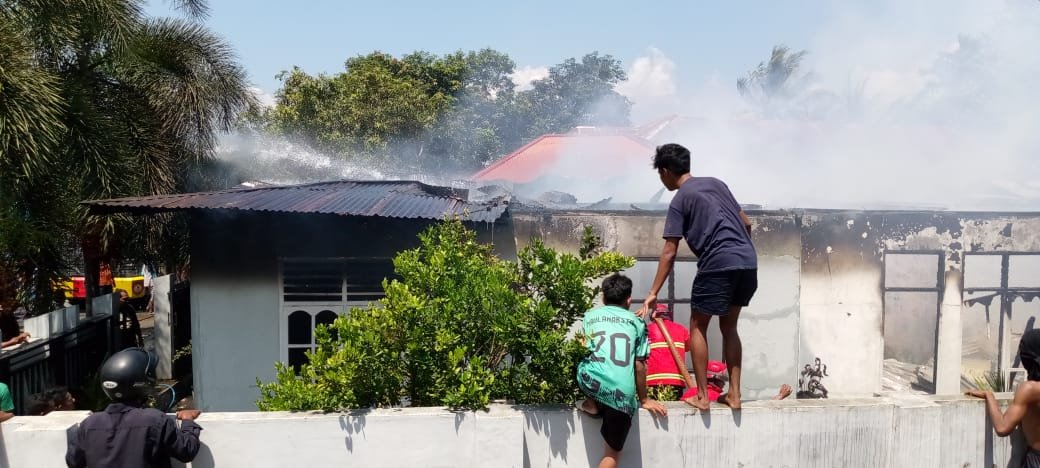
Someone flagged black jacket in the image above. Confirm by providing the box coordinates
[66,403,202,468]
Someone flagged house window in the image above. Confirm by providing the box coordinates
[624,257,698,311]
[622,257,703,362]
[280,258,395,371]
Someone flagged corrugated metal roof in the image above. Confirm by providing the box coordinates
[83,180,509,223]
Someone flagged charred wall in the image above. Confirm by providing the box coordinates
[512,209,802,400]
[515,208,1040,397]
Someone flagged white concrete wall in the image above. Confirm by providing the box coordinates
[738,255,801,400]
[0,396,1023,468]
[514,212,803,401]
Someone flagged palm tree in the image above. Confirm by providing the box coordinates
[736,45,809,116]
[0,0,256,313]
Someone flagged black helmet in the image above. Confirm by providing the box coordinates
[100,348,157,402]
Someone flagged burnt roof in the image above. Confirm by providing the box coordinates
[82,180,509,223]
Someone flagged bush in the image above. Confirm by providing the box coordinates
[256,218,633,411]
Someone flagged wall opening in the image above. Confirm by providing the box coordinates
[882,250,943,393]
[962,252,1040,390]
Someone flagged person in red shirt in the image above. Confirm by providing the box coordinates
[647,303,793,403]
[646,304,692,401]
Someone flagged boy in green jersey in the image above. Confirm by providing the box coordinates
[576,273,668,468]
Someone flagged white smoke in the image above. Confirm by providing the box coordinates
[510,65,550,91]
[617,47,679,121]
[563,0,1040,210]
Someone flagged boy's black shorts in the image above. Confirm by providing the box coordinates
[595,400,633,452]
[690,268,758,315]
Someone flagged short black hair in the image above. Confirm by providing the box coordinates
[25,393,53,415]
[652,143,691,175]
[601,274,633,306]
[44,386,68,405]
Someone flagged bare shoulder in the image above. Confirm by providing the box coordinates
[1016,381,1040,402]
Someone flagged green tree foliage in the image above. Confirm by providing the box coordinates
[0,0,255,313]
[516,52,630,136]
[271,52,466,158]
[737,45,811,117]
[256,219,633,411]
[267,49,630,173]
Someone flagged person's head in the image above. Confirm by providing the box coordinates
[45,386,75,410]
[601,274,633,308]
[100,348,157,404]
[654,303,673,320]
[707,360,729,387]
[652,143,691,191]
[1020,329,1040,381]
[115,289,129,302]
[25,393,54,416]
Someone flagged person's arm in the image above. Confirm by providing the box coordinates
[161,410,203,462]
[638,238,680,317]
[739,210,753,237]
[636,360,667,416]
[968,385,1040,436]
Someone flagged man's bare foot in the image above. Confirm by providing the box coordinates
[681,395,710,411]
[774,384,793,400]
[575,398,600,417]
[719,392,742,410]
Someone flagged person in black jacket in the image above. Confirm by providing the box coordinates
[66,348,202,468]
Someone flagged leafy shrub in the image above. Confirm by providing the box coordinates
[256,218,632,411]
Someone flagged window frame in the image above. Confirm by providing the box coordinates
[278,257,392,367]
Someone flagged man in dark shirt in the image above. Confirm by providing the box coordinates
[637,143,758,411]
[66,348,202,468]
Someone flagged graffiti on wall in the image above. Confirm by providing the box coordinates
[797,357,830,399]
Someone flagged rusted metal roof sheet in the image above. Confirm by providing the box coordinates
[83,180,509,222]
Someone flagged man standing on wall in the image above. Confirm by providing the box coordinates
[637,143,758,410]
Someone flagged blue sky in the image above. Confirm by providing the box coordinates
[144,1,831,97]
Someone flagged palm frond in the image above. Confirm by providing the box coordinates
[0,16,66,178]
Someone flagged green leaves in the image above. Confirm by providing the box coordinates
[266,49,632,173]
[256,218,634,411]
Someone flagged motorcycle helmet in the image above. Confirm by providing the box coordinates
[100,348,157,402]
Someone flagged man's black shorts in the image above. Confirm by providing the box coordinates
[690,268,758,316]
[594,400,633,452]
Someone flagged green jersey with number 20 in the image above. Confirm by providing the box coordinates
[576,305,650,416]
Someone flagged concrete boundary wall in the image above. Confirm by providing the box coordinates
[0,396,1023,468]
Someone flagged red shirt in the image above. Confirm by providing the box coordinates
[646,319,691,387]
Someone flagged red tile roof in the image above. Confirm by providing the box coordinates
[471,133,656,183]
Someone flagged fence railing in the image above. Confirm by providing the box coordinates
[0,304,113,415]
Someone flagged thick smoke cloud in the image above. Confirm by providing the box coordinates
[216,1,1040,211]
[642,0,1040,210]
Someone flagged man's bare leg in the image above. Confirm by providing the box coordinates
[598,444,620,468]
[774,384,792,400]
[718,305,743,409]
[683,312,712,410]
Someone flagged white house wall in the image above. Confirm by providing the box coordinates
[191,213,281,412]
[189,212,514,411]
